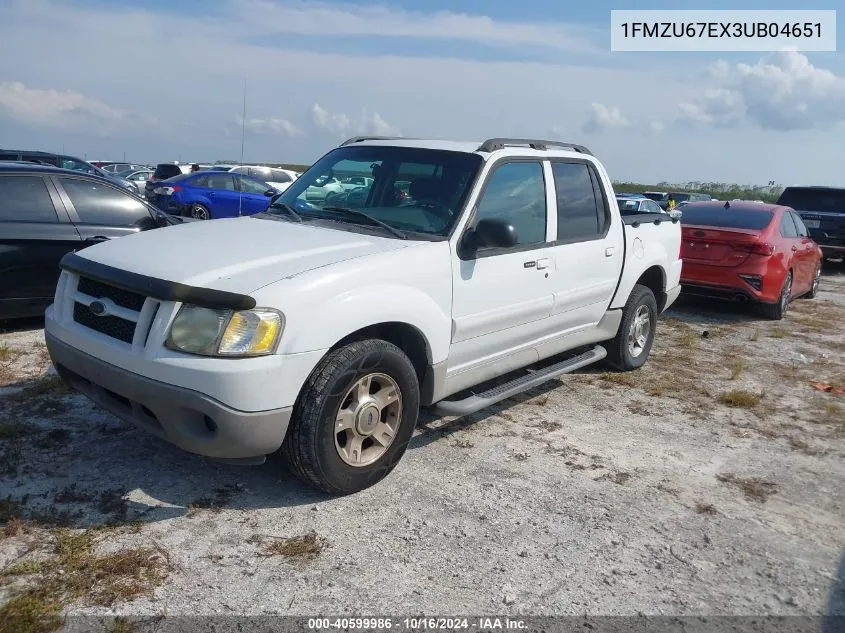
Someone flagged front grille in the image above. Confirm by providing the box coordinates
[73,302,136,344]
[77,276,146,311]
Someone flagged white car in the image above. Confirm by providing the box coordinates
[229,165,298,193]
[304,175,344,201]
[44,136,682,496]
[340,176,374,191]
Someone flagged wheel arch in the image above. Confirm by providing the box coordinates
[635,265,667,311]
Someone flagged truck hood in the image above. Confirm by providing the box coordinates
[74,216,413,294]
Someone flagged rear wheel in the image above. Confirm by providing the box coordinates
[759,270,792,320]
[279,339,419,495]
[604,284,658,371]
[190,203,211,220]
[805,263,821,299]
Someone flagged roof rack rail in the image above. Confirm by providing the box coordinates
[477,138,593,155]
[340,136,407,146]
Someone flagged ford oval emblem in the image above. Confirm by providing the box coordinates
[89,300,107,316]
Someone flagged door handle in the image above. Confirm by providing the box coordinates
[89,236,109,243]
[536,258,552,270]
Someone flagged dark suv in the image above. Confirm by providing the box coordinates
[0,163,186,320]
[776,186,845,260]
[145,163,185,200]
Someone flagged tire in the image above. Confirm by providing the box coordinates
[280,339,420,495]
[759,270,792,320]
[804,263,821,299]
[604,284,658,371]
[190,203,211,220]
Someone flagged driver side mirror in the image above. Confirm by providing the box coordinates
[460,218,518,257]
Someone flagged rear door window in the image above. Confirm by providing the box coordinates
[238,176,271,194]
[551,161,608,241]
[790,211,810,237]
[206,173,237,191]
[779,212,798,237]
[59,177,153,226]
[0,176,59,222]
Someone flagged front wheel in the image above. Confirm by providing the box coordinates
[604,284,658,371]
[280,339,420,495]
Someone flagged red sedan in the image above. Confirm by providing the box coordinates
[679,201,823,319]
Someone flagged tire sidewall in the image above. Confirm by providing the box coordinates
[780,270,793,314]
[618,287,658,370]
[191,204,210,220]
[309,343,419,493]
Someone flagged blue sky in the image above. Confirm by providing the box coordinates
[0,0,843,185]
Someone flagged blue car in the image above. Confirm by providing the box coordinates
[149,171,281,220]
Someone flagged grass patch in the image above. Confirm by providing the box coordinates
[695,502,718,515]
[251,531,327,560]
[598,372,637,387]
[0,529,170,633]
[748,329,760,342]
[0,421,35,440]
[718,390,762,408]
[678,330,699,349]
[767,326,791,339]
[716,473,777,503]
[187,484,241,516]
[0,343,23,362]
[534,420,562,433]
[729,359,746,381]
[21,375,72,398]
[626,401,653,416]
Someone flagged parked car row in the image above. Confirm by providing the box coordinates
[0,162,193,319]
[2,134,840,498]
[0,149,142,195]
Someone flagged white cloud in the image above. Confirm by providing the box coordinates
[311,103,401,137]
[677,51,845,130]
[237,0,601,55]
[0,1,841,185]
[581,103,630,134]
[0,81,130,125]
[238,115,301,136]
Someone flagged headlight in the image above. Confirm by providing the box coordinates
[166,305,283,357]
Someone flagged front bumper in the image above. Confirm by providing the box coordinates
[46,332,292,461]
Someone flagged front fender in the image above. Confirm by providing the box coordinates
[278,284,451,365]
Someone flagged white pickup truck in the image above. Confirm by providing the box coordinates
[44,136,682,495]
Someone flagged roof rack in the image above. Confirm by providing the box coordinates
[339,136,408,146]
[476,138,593,155]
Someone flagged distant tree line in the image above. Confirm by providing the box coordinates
[612,181,784,203]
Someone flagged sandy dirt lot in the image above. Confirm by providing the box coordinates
[1,263,843,628]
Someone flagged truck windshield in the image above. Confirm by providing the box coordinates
[262,145,483,237]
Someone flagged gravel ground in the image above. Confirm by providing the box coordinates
[1,262,844,623]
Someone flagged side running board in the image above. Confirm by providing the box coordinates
[432,345,607,418]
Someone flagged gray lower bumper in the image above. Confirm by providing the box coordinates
[45,333,292,462]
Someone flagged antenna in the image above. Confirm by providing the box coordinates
[238,79,246,217]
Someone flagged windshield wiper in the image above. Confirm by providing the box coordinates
[265,202,303,223]
[322,206,407,239]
